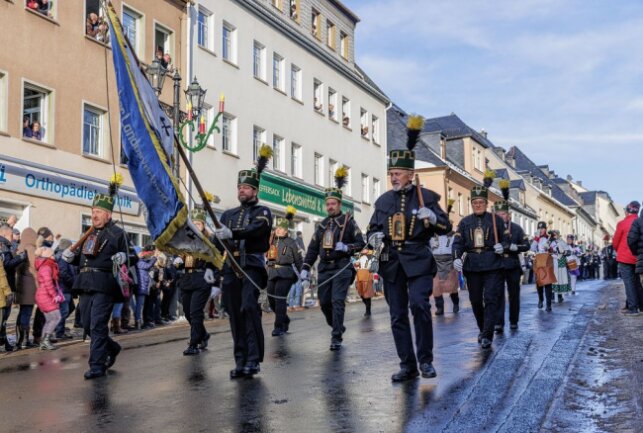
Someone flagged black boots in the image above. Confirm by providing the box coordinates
[0,325,14,352]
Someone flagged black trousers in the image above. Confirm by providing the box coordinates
[361,297,371,312]
[161,285,176,319]
[222,267,266,367]
[465,270,504,341]
[434,293,459,310]
[181,286,210,347]
[537,285,553,304]
[317,268,353,342]
[498,268,522,327]
[80,292,120,371]
[267,277,294,331]
[32,308,45,339]
[384,267,434,370]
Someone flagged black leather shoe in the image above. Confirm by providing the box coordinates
[363,310,371,317]
[198,333,210,350]
[243,362,260,376]
[419,363,437,378]
[105,343,121,369]
[481,338,492,349]
[391,368,419,383]
[271,329,285,337]
[510,323,518,330]
[494,325,504,334]
[183,345,200,356]
[546,304,552,312]
[538,300,544,309]
[330,341,342,351]
[230,368,246,379]
[435,308,444,316]
[84,369,106,380]
[453,304,460,314]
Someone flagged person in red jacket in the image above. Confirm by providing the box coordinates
[613,201,641,315]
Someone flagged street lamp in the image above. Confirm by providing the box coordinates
[145,59,167,95]
[185,76,207,121]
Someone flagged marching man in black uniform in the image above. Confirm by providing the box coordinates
[177,207,220,356]
[266,206,302,336]
[62,178,128,379]
[493,180,530,332]
[366,116,451,382]
[301,167,365,351]
[214,146,273,379]
[452,172,508,349]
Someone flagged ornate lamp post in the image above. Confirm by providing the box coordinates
[178,76,224,152]
[145,59,167,95]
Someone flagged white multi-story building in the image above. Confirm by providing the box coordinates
[188,0,388,239]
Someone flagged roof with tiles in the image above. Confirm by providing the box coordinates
[422,114,496,149]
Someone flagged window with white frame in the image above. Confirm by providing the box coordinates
[360,108,369,138]
[22,83,52,143]
[289,0,300,21]
[314,153,324,186]
[290,64,302,101]
[154,23,173,60]
[342,97,351,128]
[458,193,464,216]
[372,115,380,144]
[473,147,483,171]
[122,5,143,56]
[252,125,265,161]
[26,0,57,19]
[372,178,381,202]
[311,9,321,39]
[0,71,7,132]
[344,166,352,196]
[253,41,266,80]
[83,104,106,157]
[272,135,285,171]
[222,21,237,63]
[291,143,302,178]
[197,7,213,50]
[221,113,237,154]
[313,79,323,113]
[85,0,110,44]
[328,88,338,121]
[361,174,370,203]
[272,53,285,91]
[328,159,337,188]
[340,31,348,60]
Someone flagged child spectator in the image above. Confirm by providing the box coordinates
[34,236,63,350]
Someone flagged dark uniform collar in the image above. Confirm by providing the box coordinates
[240,198,259,209]
[395,183,414,195]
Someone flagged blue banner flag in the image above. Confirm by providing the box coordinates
[106,4,222,268]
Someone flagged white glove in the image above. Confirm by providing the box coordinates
[173,257,184,266]
[542,241,550,251]
[417,207,437,225]
[111,252,127,265]
[368,232,385,249]
[429,237,439,249]
[335,242,349,253]
[62,248,76,263]
[210,286,221,299]
[454,258,463,272]
[509,243,518,252]
[494,243,504,255]
[204,268,215,284]
[300,269,310,281]
[215,225,233,240]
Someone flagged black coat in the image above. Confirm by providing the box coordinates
[453,212,509,273]
[219,200,272,271]
[55,253,78,294]
[267,235,303,281]
[627,216,643,273]
[71,220,128,299]
[501,222,530,270]
[0,235,25,292]
[304,212,365,274]
[366,185,451,281]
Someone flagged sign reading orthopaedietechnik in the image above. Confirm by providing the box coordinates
[259,172,353,218]
[0,158,141,216]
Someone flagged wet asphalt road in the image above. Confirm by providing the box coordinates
[0,279,639,433]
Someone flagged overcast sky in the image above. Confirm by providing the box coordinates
[347,0,643,207]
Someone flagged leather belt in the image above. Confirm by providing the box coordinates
[268,264,292,269]
[186,269,206,274]
[80,267,111,273]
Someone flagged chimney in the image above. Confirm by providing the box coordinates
[566,174,573,181]
[439,132,447,160]
[493,146,506,161]
[505,153,515,168]
[577,180,583,187]
[480,129,488,138]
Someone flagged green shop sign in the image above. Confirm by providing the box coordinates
[259,172,354,218]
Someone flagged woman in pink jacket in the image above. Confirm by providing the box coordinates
[34,238,63,350]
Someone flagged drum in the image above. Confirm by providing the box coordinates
[534,253,557,286]
[566,256,578,271]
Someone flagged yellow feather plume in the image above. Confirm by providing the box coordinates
[259,144,273,159]
[407,115,425,131]
[447,198,455,207]
[204,191,214,202]
[285,205,297,216]
[484,169,496,179]
[498,179,510,190]
[110,172,123,187]
[335,166,348,179]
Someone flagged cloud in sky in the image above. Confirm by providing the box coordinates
[347,0,643,206]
